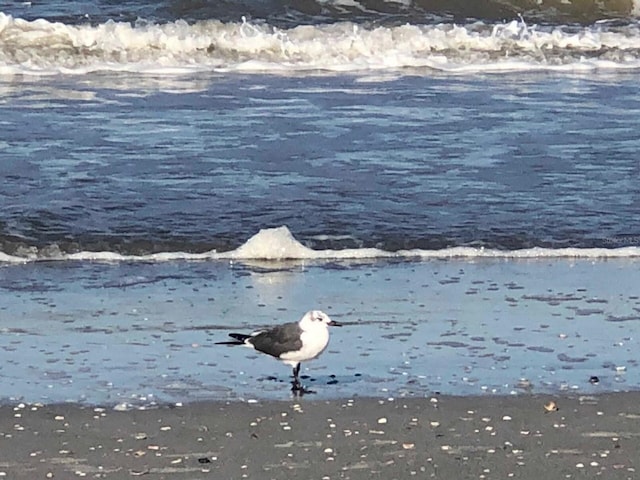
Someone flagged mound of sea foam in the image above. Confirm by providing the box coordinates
[226,226,316,260]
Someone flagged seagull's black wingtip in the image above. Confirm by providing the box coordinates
[215,333,251,345]
[215,340,244,346]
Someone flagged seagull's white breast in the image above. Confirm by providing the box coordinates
[279,323,330,364]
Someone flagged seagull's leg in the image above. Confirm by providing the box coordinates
[291,363,315,395]
[291,363,302,392]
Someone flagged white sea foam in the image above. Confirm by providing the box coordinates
[227,226,317,259]
[0,252,26,263]
[2,226,640,264]
[2,13,640,75]
[220,226,640,260]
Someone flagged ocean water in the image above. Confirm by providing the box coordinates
[1,0,640,405]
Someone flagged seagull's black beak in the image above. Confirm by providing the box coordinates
[328,320,342,327]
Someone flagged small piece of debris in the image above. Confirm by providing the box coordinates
[544,401,559,412]
[114,403,132,412]
[377,418,388,424]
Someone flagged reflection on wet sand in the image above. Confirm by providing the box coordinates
[0,258,639,405]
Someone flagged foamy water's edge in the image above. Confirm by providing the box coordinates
[2,226,639,264]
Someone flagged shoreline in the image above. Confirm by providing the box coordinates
[2,392,639,479]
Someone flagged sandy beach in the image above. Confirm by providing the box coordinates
[1,392,638,479]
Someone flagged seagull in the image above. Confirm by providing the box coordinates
[217,310,341,394]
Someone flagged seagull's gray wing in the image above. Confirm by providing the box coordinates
[248,322,304,358]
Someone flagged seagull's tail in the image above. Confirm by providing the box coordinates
[215,333,251,346]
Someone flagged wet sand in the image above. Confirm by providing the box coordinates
[2,259,640,404]
[1,393,639,479]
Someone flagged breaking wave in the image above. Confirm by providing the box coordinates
[3,12,640,75]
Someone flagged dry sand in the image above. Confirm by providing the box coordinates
[1,393,639,479]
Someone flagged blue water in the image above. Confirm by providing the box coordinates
[1,0,640,404]
[2,73,640,256]
[3,0,635,25]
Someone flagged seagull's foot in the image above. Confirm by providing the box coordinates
[291,381,315,396]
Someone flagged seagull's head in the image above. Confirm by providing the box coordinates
[301,310,342,329]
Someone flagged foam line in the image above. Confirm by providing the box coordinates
[2,226,640,264]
